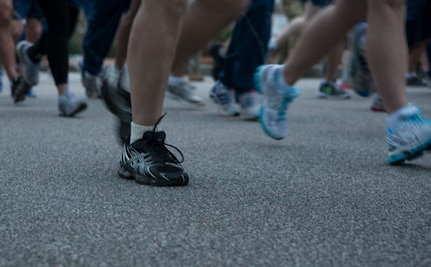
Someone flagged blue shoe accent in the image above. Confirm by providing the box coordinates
[254,65,299,140]
[387,108,431,164]
[25,89,36,97]
[254,66,264,94]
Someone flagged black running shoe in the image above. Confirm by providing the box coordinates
[406,76,427,87]
[101,66,132,143]
[118,117,189,186]
[13,77,32,103]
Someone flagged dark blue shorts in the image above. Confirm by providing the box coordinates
[301,0,333,7]
[13,0,43,19]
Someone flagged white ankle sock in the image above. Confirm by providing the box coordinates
[130,122,159,144]
[168,76,187,86]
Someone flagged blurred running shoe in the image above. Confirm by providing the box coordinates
[406,75,427,87]
[370,93,385,112]
[318,81,350,99]
[101,65,132,143]
[254,64,299,140]
[209,80,239,116]
[167,80,204,106]
[387,105,431,164]
[82,71,102,99]
[347,23,376,97]
[16,41,40,86]
[58,91,88,117]
[239,90,261,120]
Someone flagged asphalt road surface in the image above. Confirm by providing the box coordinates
[1,73,430,267]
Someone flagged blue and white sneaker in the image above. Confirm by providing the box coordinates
[387,105,431,164]
[254,65,299,140]
[347,23,376,97]
[209,80,239,116]
[239,90,261,120]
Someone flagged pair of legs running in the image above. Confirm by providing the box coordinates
[14,0,87,116]
[103,0,250,186]
[107,0,431,187]
[0,0,23,94]
[270,0,348,99]
[209,0,275,120]
[102,0,206,112]
[255,0,431,164]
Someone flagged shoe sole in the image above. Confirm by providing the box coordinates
[241,114,259,121]
[370,106,385,112]
[60,102,88,117]
[317,92,351,99]
[388,138,431,164]
[118,166,189,186]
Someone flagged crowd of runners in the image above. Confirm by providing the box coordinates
[1,0,430,186]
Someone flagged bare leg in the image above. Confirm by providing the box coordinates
[128,0,187,125]
[366,0,407,114]
[10,20,23,43]
[276,2,321,47]
[324,0,346,83]
[0,0,19,80]
[275,16,305,47]
[25,18,42,43]
[324,41,344,81]
[114,0,140,68]
[407,41,426,74]
[282,1,366,85]
[170,0,250,77]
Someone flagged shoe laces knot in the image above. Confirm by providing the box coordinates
[145,114,184,164]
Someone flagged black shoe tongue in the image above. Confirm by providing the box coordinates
[142,130,166,141]
[132,131,166,152]
[153,131,166,141]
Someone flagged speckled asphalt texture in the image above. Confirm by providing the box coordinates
[1,73,430,267]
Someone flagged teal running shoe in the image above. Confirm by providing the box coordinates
[387,105,431,164]
[254,65,299,140]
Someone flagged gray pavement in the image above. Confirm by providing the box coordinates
[1,72,430,267]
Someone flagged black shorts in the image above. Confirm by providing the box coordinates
[406,0,431,47]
